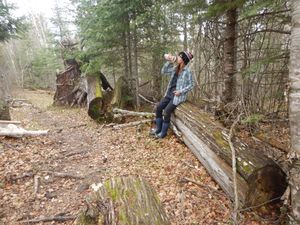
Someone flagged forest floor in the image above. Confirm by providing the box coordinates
[0,89,286,225]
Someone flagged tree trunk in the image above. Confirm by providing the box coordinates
[222,7,237,104]
[152,54,162,101]
[76,176,170,225]
[172,103,287,207]
[122,30,129,79]
[0,74,10,121]
[288,0,300,223]
[133,13,140,109]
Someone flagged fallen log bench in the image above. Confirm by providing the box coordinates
[172,102,287,207]
[76,176,170,225]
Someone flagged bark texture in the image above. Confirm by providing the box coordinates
[222,7,237,104]
[289,0,300,222]
[76,176,170,225]
[172,103,287,207]
[111,76,132,109]
[0,75,10,120]
[53,62,87,107]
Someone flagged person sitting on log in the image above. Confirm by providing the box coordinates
[150,51,194,138]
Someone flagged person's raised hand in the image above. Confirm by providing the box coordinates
[173,90,181,96]
[164,53,176,62]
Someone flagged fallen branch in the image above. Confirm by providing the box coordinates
[33,175,40,194]
[112,119,152,129]
[138,94,156,105]
[0,124,48,138]
[6,172,34,182]
[64,150,87,157]
[44,171,84,179]
[19,215,76,223]
[179,177,226,197]
[113,108,155,117]
[0,120,21,125]
[228,114,242,224]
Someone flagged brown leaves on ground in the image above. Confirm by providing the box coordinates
[0,89,282,225]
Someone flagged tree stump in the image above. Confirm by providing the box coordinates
[111,76,133,109]
[53,62,86,107]
[76,176,170,225]
[172,102,287,207]
[0,99,10,121]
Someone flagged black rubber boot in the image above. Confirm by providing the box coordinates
[155,122,170,139]
[149,118,163,136]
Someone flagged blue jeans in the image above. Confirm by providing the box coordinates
[156,97,177,123]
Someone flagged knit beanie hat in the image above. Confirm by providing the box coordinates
[179,51,193,65]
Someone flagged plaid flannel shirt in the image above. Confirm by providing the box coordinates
[161,62,194,106]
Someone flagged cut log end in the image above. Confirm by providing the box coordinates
[246,165,287,206]
[87,98,103,120]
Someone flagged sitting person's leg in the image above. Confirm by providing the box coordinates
[150,97,171,135]
[156,102,177,138]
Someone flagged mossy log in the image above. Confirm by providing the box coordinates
[86,75,103,120]
[0,99,10,120]
[172,102,287,207]
[86,74,114,122]
[76,176,170,225]
[111,76,132,109]
[0,75,10,120]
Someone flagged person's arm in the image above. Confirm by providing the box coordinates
[177,70,194,94]
[161,61,174,76]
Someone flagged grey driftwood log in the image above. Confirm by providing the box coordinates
[76,176,170,225]
[172,102,287,207]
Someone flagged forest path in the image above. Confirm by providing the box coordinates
[0,89,271,225]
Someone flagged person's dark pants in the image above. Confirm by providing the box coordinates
[156,96,177,123]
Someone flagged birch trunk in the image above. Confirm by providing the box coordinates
[289,0,300,223]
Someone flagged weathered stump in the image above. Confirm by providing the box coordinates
[0,99,10,120]
[53,63,86,107]
[76,176,170,225]
[86,75,103,120]
[86,74,114,122]
[172,102,287,207]
[111,76,133,109]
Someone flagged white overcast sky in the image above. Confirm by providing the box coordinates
[7,0,60,18]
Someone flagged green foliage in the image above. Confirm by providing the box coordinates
[205,0,246,18]
[242,114,264,125]
[0,1,25,41]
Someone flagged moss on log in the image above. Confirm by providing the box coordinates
[76,176,170,225]
[172,102,287,207]
[0,99,10,120]
[111,76,133,109]
[86,74,103,120]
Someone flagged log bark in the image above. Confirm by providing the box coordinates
[76,176,170,225]
[172,102,287,207]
